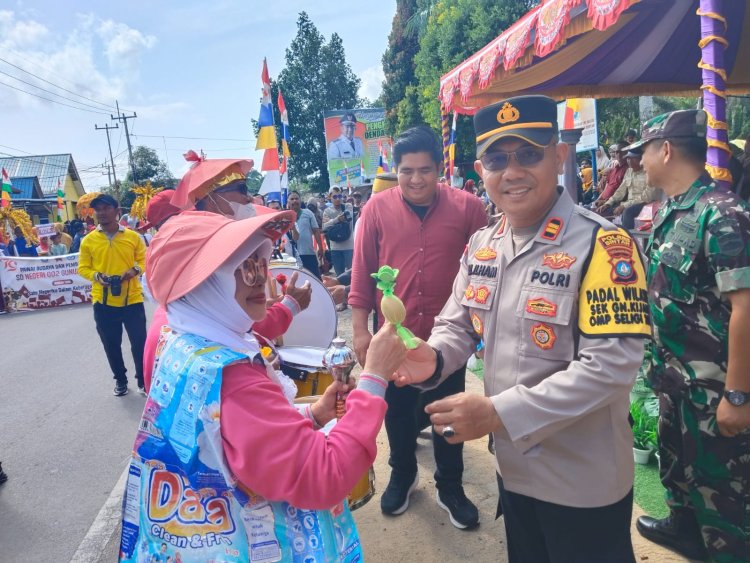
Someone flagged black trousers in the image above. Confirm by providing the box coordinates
[498,476,636,563]
[621,202,646,230]
[384,367,466,491]
[93,302,147,387]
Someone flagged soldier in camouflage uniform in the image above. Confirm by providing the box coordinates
[629,109,750,562]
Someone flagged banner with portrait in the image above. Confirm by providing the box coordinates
[556,98,599,152]
[323,108,391,188]
[0,254,92,312]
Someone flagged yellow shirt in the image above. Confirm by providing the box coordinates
[78,225,146,306]
[581,166,594,191]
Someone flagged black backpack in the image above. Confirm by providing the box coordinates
[325,220,352,242]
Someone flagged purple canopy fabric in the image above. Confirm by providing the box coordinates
[439,0,750,186]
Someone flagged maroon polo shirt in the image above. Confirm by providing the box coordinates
[599,161,628,202]
[349,183,488,340]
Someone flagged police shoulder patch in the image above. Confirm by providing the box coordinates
[578,227,651,338]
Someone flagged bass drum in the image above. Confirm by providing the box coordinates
[270,266,338,397]
[269,266,337,348]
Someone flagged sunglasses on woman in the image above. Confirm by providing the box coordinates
[213,180,249,196]
[239,256,268,287]
[480,145,549,171]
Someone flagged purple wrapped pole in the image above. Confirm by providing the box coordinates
[699,0,732,189]
[441,109,451,180]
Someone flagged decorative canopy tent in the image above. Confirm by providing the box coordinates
[439,0,750,187]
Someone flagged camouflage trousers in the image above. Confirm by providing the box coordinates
[658,386,750,562]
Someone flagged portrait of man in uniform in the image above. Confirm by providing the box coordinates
[328,112,365,160]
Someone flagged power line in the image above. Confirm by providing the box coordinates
[132,134,255,142]
[0,68,120,113]
[0,79,111,115]
[0,55,126,112]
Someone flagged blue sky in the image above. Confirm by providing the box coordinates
[0,1,396,190]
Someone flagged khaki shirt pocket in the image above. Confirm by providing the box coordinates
[516,286,576,361]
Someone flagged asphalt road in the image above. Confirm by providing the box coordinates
[0,302,153,563]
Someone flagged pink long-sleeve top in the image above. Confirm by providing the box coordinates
[220,361,387,510]
[143,300,296,392]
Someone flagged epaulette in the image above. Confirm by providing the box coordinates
[476,212,504,232]
[572,205,619,232]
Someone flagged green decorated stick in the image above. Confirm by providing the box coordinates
[372,265,419,349]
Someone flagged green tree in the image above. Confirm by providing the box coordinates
[381,0,420,135]
[111,146,175,209]
[125,146,175,187]
[246,169,263,195]
[275,13,361,192]
[597,97,640,146]
[409,0,534,162]
[727,96,750,140]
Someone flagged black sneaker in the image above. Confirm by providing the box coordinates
[437,487,479,530]
[381,472,419,515]
[114,383,129,396]
[0,462,8,485]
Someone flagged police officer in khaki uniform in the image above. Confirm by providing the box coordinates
[328,112,365,160]
[395,96,650,562]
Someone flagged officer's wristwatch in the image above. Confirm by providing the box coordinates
[132,265,142,275]
[723,389,750,406]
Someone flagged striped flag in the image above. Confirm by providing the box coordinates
[1,167,12,208]
[56,179,64,220]
[377,141,390,174]
[255,59,277,150]
[278,89,291,158]
[447,111,458,182]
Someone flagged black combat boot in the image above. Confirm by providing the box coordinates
[636,509,708,560]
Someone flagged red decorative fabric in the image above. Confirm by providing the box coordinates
[535,0,572,58]
[478,39,506,89]
[440,76,457,111]
[459,66,476,103]
[586,0,634,31]
[503,11,539,70]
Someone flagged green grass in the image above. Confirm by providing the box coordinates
[469,357,668,518]
[634,460,669,518]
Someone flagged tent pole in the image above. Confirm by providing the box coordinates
[699,0,732,189]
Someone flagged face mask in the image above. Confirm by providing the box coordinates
[227,200,257,220]
[210,193,257,220]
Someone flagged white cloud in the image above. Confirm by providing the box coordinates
[0,11,159,112]
[358,64,384,102]
[96,19,157,72]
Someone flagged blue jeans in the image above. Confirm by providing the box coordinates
[330,249,353,276]
[299,254,321,279]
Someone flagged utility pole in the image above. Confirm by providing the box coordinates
[112,100,138,184]
[95,122,119,199]
[102,162,112,187]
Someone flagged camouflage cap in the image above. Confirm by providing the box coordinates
[625,109,707,151]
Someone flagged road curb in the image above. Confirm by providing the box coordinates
[70,465,128,563]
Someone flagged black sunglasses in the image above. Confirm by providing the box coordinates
[480,145,549,171]
[213,180,249,196]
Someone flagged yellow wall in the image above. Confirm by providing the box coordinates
[35,175,80,223]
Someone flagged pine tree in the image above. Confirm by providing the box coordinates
[276,13,361,192]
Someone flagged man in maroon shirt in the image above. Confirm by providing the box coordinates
[349,125,488,529]
[593,142,628,213]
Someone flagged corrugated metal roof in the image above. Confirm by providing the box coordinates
[0,154,84,196]
[8,176,43,199]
